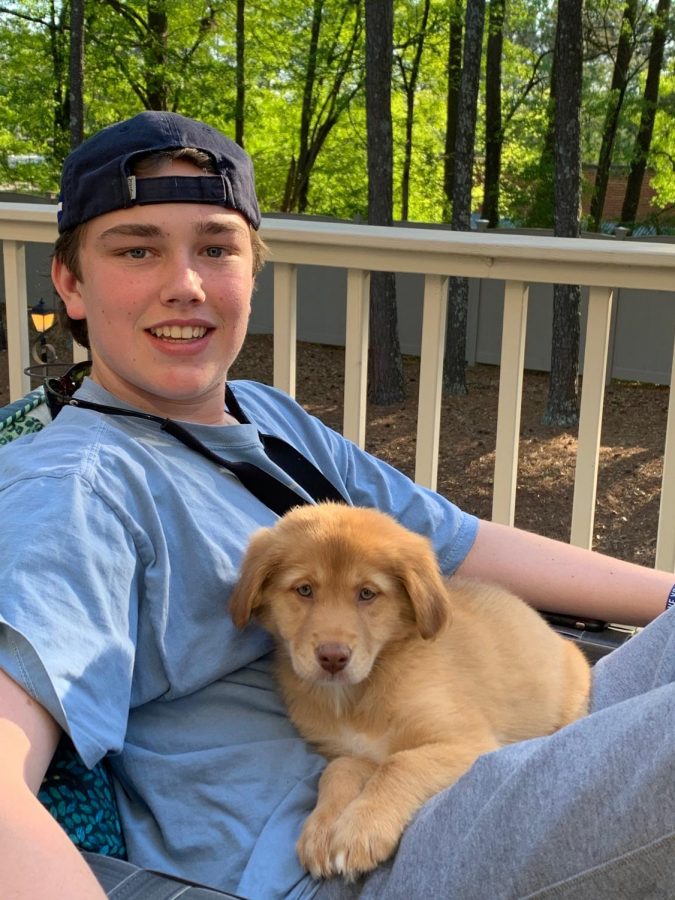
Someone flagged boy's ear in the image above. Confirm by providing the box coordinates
[51,257,86,320]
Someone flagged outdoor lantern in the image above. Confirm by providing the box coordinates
[30,298,56,334]
[27,297,58,369]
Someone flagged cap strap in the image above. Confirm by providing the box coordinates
[126,174,231,207]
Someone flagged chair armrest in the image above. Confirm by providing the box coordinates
[543,616,637,664]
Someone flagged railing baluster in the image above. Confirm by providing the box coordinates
[655,330,675,572]
[492,280,529,525]
[343,269,370,447]
[4,206,675,571]
[72,341,89,364]
[273,263,297,397]
[415,275,448,489]
[570,287,614,548]
[4,240,30,401]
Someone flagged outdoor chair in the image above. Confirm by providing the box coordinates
[0,381,636,864]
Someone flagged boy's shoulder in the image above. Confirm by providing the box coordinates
[228,379,316,429]
[0,405,144,489]
[228,378,299,406]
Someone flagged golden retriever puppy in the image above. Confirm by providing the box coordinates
[229,503,591,881]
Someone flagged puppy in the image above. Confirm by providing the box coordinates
[229,503,591,881]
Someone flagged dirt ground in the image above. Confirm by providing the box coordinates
[2,329,669,568]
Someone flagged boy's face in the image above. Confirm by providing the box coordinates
[52,159,255,424]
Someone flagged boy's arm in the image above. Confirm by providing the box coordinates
[459,518,674,627]
[0,668,106,899]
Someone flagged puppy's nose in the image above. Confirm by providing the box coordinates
[316,642,352,674]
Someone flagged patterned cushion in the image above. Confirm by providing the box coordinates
[38,736,126,858]
[1,389,127,858]
[0,388,49,445]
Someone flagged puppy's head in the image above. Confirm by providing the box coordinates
[229,504,450,684]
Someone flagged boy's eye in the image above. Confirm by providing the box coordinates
[204,246,226,258]
[126,248,148,259]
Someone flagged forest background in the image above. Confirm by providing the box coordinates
[0,0,673,233]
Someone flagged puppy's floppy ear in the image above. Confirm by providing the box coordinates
[229,527,279,629]
[395,537,451,640]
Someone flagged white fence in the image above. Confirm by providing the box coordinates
[2,202,675,571]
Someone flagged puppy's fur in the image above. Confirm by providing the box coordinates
[230,503,591,880]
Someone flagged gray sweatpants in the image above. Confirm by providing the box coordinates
[319,606,675,899]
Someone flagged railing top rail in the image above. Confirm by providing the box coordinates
[261,216,675,263]
[259,219,675,289]
[0,202,57,223]
[2,201,675,290]
[0,203,58,243]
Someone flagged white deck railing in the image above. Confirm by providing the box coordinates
[2,202,675,572]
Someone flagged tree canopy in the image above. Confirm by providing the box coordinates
[1,0,673,231]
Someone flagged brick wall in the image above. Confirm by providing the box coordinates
[582,165,662,222]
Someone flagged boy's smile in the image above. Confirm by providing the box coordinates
[52,161,255,425]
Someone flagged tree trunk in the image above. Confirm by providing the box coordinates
[481,0,504,228]
[235,0,246,148]
[146,1,169,110]
[281,1,362,213]
[621,0,670,228]
[442,2,464,221]
[68,0,85,150]
[588,0,638,232]
[281,0,321,214]
[543,0,583,426]
[443,0,485,395]
[526,50,556,228]
[47,5,69,163]
[365,0,404,405]
[545,284,582,425]
[295,0,323,211]
[399,0,431,221]
[99,0,219,111]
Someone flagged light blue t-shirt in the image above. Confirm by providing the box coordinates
[0,378,478,899]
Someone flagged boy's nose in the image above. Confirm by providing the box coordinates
[160,260,206,305]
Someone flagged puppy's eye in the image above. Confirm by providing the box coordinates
[296,584,313,598]
[358,587,377,602]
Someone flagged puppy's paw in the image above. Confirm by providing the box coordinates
[327,799,403,880]
[297,810,338,879]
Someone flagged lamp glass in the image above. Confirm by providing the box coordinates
[30,298,55,334]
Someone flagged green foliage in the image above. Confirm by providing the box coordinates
[648,71,675,214]
[0,0,672,227]
[0,4,62,190]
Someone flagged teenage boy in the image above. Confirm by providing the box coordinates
[0,111,674,900]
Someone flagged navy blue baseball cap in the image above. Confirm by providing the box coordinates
[57,111,261,232]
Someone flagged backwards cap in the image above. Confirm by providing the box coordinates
[57,111,261,233]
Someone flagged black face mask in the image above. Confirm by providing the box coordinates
[44,362,347,517]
